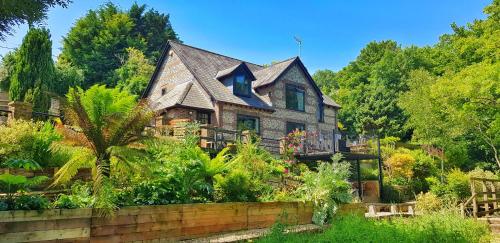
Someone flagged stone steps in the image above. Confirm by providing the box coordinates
[477,217,500,242]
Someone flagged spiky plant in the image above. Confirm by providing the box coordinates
[52,85,153,210]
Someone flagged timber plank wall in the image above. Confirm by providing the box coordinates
[0,201,313,242]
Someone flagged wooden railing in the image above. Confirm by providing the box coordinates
[153,124,339,155]
[461,177,500,218]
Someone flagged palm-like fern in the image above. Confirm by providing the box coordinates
[52,85,154,197]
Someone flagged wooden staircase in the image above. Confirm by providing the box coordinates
[477,217,500,242]
[460,177,500,242]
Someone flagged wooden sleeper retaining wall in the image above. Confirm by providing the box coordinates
[0,201,313,242]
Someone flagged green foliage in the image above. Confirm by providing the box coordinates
[53,60,84,96]
[0,158,49,210]
[428,169,470,201]
[9,27,55,112]
[297,154,352,225]
[13,194,49,211]
[0,119,62,167]
[59,2,178,88]
[259,213,491,243]
[53,85,153,212]
[415,192,443,214]
[214,169,256,202]
[321,40,427,138]
[114,47,155,96]
[312,69,337,95]
[316,1,499,168]
[0,51,17,91]
[52,181,93,209]
[0,0,71,40]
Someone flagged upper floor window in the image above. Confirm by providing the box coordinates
[317,103,324,123]
[286,84,305,111]
[233,74,251,97]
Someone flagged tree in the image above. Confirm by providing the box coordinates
[52,85,153,197]
[53,60,84,96]
[0,51,17,92]
[313,69,337,95]
[114,48,155,96]
[59,3,179,88]
[9,27,55,112]
[0,0,71,40]
[127,3,178,61]
[401,63,499,168]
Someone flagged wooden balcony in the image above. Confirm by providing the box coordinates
[151,123,344,156]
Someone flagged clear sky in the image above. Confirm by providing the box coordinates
[0,0,491,72]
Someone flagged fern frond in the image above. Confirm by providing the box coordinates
[51,147,95,187]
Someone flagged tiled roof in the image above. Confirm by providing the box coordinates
[169,41,273,110]
[146,41,340,111]
[152,81,213,111]
[253,57,297,89]
[322,94,341,108]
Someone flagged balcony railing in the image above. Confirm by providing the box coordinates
[153,124,346,155]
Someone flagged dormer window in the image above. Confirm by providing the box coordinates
[233,74,251,97]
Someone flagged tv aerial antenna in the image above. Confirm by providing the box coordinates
[294,36,302,58]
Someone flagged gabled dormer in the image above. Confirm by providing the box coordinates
[216,62,256,98]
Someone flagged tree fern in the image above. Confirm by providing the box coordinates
[52,85,153,211]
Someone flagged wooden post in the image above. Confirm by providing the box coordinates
[377,135,384,201]
[471,179,477,218]
[492,181,498,211]
[482,180,489,216]
[356,160,362,201]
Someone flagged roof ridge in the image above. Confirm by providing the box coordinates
[168,40,263,68]
[177,81,193,104]
[255,56,298,73]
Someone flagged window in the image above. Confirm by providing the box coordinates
[196,111,211,124]
[233,74,251,97]
[286,122,305,134]
[161,88,167,96]
[286,84,305,111]
[317,102,324,122]
[237,115,260,133]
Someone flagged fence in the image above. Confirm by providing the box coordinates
[0,201,313,242]
[461,177,500,218]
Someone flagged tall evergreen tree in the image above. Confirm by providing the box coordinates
[9,28,55,112]
[60,3,178,88]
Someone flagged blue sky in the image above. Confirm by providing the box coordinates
[0,0,491,72]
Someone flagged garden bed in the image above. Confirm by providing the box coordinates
[0,201,313,242]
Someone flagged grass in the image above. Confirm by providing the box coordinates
[258,212,491,243]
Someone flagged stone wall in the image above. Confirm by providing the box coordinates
[221,63,338,151]
[148,51,211,107]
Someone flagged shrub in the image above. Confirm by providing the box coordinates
[385,152,415,178]
[415,192,442,213]
[429,169,470,201]
[0,120,61,167]
[296,154,352,225]
[52,181,93,209]
[213,169,256,202]
[14,194,49,211]
[258,212,490,243]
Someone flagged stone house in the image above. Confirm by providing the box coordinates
[143,41,341,153]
